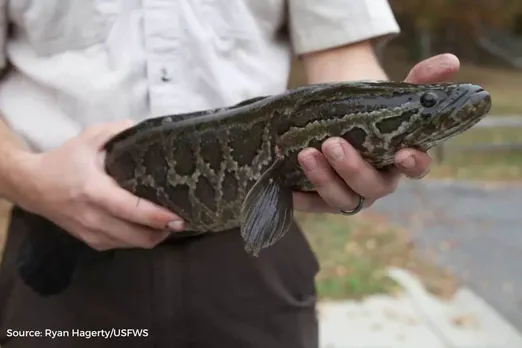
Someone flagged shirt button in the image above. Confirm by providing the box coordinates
[160,67,171,82]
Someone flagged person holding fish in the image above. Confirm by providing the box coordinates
[0,1,464,347]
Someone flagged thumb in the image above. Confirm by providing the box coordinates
[404,53,460,84]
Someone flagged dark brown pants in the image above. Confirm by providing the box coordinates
[0,207,319,348]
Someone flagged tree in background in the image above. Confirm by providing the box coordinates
[388,0,522,65]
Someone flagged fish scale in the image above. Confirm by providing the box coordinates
[17,80,492,297]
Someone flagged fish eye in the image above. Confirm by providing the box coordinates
[420,92,438,108]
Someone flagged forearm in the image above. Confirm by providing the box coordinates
[0,118,36,202]
[301,41,388,84]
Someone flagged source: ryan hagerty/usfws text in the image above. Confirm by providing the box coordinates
[5,328,149,339]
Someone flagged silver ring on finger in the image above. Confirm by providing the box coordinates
[339,195,365,216]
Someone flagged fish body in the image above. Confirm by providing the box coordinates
[17,81,492,296]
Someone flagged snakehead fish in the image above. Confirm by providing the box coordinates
[17,81,492,296]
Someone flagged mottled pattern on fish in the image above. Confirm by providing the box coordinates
[104,81,491,237]
[17,81,492,297]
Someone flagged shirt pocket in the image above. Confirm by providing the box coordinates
[189,0,258,52]
[9,0,119,56]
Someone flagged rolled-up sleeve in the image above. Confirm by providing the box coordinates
[288,0,400,55]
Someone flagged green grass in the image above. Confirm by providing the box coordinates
[296,212,457,301]
[299,213,398,300]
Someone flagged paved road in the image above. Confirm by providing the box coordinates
[369,179,522,331]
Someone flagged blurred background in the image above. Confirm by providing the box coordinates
[291,0,522,180]
[0,0,521,346]
[287,0,522,344]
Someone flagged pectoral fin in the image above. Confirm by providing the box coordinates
[240,158,294,256]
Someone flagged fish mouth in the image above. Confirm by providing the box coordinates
[450,84,491,116]
[434,84,492,142]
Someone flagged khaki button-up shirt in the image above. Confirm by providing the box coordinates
[0,0,399,151]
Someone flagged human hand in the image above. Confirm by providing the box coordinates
[293,53,461,214]
[17,120,185,251]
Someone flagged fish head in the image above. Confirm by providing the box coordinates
[279,81,492,169]
[367,82,492,150]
